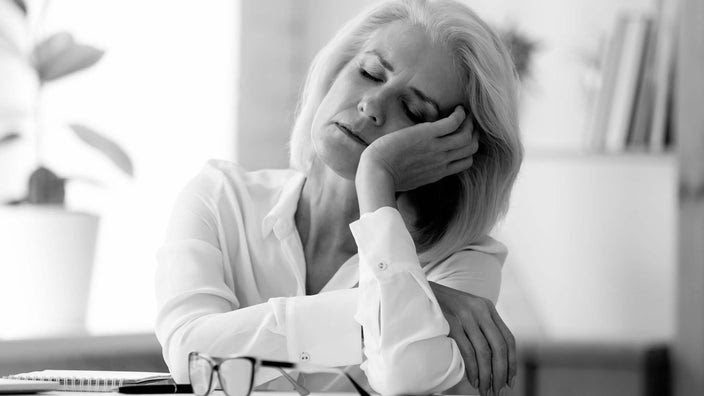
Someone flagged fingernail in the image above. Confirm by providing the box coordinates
[510,376,515,388]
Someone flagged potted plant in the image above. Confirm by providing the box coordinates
[0,0,133,339]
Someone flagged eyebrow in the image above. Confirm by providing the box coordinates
[364,49,441,116]
[365,49,394,72]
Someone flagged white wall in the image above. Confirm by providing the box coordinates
[493,154,677,341]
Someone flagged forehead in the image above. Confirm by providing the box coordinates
[361,22,465,111]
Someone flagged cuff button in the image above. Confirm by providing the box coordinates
[377,262,387,271]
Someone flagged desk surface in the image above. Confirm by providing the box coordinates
[8,393,364,396]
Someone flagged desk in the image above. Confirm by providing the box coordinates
[7,393,362,396]
[0,334,671,396]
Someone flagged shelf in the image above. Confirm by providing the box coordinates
[524,148,676,163]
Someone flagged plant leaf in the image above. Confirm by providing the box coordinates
[11,0,27,15]
[69,123,134,177]
[0,132,21,146]
[34,32,104,82]
[33,32,74,69]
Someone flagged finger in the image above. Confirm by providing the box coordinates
[437,128,473,152]
[448,316,479,390]
[446,144,476,162]
[432,106,466,137]
[446,156,474,175]
[489,306,518,388]
[462,318,492,396]
[458,113,475,144]
[469,129,480,155]
[477,310,509,395]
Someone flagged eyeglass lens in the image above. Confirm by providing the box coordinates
[189,354,255,396]
[189,354,214,396]
[218,359,254,396]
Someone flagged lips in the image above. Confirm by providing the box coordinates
[334,122,369,146]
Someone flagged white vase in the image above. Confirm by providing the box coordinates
[0,206,99,339]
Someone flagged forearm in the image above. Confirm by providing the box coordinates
[349,204,465,395]
[156,286,362,383]
[355,154,397,215]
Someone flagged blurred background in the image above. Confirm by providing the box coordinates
[1,0,702,395]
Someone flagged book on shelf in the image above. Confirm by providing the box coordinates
[603,13,651,152]
[648,0,679,152]
[626,18,657,149]
[590,16,628,151]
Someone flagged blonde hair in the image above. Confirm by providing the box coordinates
[289,0,523,264]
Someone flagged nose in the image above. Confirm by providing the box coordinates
[357,94,384,126]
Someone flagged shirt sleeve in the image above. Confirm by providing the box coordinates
[349,206,467,395]
[155,167,363,385]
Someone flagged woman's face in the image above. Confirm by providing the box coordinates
[311,21,465,179]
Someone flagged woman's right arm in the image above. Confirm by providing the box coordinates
[155,169,363,384]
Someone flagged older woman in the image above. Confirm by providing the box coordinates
[155,0,522,395]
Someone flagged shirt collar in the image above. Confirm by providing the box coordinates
[261,171,307,240]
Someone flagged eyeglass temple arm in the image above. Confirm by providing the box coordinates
[295,364,370,396]
[342,372,371,396]
[273,367,310,396]
[261,360,369,396]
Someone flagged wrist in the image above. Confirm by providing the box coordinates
[355,153,396,215]
[356,152,392,186]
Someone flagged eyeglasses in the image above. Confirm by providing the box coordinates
[188,352,369,396]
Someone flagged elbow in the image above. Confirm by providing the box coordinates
[160,330,192,384]
[365,363,423,395]
[363,342,462,395]
[365,359,438,395]
[157,318,203,384]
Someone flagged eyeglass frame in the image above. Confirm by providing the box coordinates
[188,352,370,396]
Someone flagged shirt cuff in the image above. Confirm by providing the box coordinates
[349,206,422,280]
[280,288,362,367]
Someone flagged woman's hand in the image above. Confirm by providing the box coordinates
[429,281,517,396]
[359,106,479,192]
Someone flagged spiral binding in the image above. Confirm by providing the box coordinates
[5,374,125,392]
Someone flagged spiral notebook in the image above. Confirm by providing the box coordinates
[3,370,172,392]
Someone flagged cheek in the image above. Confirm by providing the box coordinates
[313,73,359,128]
[330,67,366,106]
[378,109,415,137]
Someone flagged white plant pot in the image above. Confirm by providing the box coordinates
[0,206,99,339]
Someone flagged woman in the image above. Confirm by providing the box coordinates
[155,0,522,395]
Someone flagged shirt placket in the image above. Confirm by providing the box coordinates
[274,218,307,296]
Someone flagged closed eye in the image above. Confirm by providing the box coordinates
[401,97,425,123]
[359,68,382,82]
[404,105,424,123]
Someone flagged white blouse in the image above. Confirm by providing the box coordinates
[155,160,507,395]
